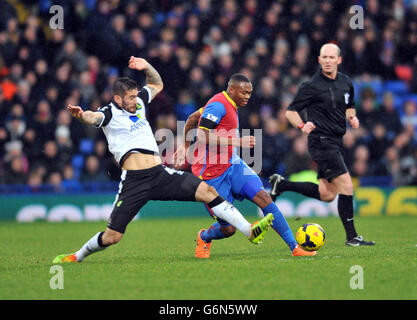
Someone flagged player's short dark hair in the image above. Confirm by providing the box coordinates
[112,77,138,97]
[228,73,251,86]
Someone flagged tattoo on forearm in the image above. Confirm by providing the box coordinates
[94,113,104,126]
[145,64,163,86]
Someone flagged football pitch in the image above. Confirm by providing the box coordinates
[1,216,416,300]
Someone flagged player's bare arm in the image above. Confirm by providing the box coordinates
[346,108,359,129]
[183,110,201,149]
[128,56,163,100]
[285,109,316,134]
[173,109,255,167]
[196,128,255,148]
[67,104,103,126]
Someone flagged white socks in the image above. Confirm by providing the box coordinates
[209,200,252,237]
[75,232,107,262]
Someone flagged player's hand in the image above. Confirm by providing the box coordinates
[172,145,186,169]
[240,136,256,148]
[301,121,316,135]
[67,104,83,120]
[128,56,149,71]
[348,116,360,129]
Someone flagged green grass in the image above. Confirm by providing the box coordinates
[0,216,416,300]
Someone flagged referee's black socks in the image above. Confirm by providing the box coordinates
[338,194,358,241]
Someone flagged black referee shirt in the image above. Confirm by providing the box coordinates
[287,69,355,138]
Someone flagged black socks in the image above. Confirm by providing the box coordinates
[338,194,358,241]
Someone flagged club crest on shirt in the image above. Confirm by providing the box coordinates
[136,103,143,110]
[344,92,350,104]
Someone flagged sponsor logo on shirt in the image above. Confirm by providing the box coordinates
[129,116,148,132]
[206,113,218,122]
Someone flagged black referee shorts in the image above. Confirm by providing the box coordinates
[308,135,348,182]
[107,165,203,233]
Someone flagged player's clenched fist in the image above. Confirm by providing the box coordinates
[128,56,149,71]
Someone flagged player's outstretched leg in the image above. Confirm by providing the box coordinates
[261,201,316,256]
[250,188,317,256]
[53,229,119,263]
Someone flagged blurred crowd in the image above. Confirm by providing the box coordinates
[0,0,417,193]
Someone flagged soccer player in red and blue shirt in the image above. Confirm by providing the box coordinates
[174,74,315,258]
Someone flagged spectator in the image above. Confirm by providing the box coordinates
[351,159,371,179]
[27,169,43,192]
[93,139,120,181]
[374,92,403,139]
[40,140,62,175]
[46,172,64,193]
[5,103,26,142]
[61,163,81,191]
[253,76,281,119]
[175,89,197,121]
[284,135,312,176]
[55,125,74,166]
[367,123,391,166]
[344,35,374,76]
[397,154,417,186]
[80,154,110,183]
[261,118,289,178]
[3,140,28,184]
[401,100,417,137]
[378,146,400,178]
[357,88,378,131]
[28,100,56,146]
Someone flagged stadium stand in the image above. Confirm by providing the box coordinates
[0,0,416,193]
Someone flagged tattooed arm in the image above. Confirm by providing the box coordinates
[67,105,104,126]
[128,56,164,101]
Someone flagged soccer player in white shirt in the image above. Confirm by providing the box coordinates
[53,57,273,263]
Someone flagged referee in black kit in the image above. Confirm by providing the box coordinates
[270,43,375,246]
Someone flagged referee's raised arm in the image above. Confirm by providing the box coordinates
[128,56,164,101]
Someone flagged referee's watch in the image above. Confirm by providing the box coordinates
[298,122,305,130]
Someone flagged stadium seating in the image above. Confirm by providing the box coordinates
[79,139,94,155]
[384,81,409,95]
